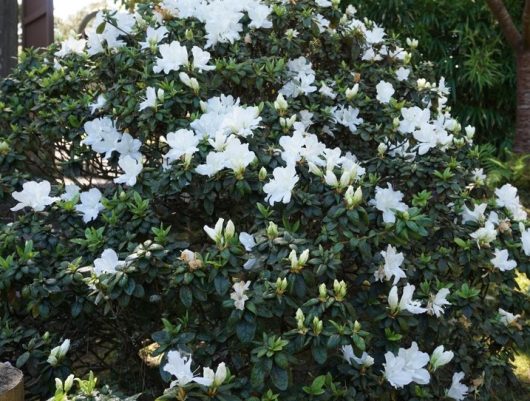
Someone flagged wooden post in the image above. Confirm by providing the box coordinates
[0,364,24,401]
[22,0,54,49]
[0,0,18,77]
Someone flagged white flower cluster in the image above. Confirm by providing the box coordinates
[161,0,272,48]
[163,349,227,389]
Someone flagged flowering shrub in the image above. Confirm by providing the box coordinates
[0,0,529,400]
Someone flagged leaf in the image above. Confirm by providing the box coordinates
[312,344,327,364]
[214,274,230,296]
[16,352,30,368]
[179,286,193,308]
[270,365,288,391]
[236,319,256,343]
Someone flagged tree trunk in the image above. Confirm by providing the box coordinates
[514,50,530,153]
[0,0,18,77]
[0,364,24,401]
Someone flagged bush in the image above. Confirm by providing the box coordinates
[345,0,520,148]
[0,1,529,400]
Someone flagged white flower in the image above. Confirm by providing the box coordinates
[461,203,487,224]
[162,129,200,165]
[498,308,520,326]
[195,151,227,176]
[61,184,80,202]
[399,106,430,134]
[427,288,451,317]
[370,184,409,224]
[495,183,527,221]
[470,222,497,247]
[114,133,142,161]
[48,339,70,366]
[521,228,530,256]
[490,249,517,272]
[201,362,228,387]
[472,168,486,185]
[383,342,430,388]
[429,345,454,371]
[114,155,143,186]
[179,72,200,91]
[239,232,256,251]
[396,67,411,81]
[375,245,406,285]
[447,372,469,401]
[82,117,121,159]
[315,0,332,7]
[341,345,374,367]
[139,87,164,111]
[164,350,213,388]
[55,37,86,57]
[191,46,215,72]
[153,41,189,74]
[223,138,256,175]
[11,181,58,212]
[89,95,106,114]
[331,105,363,134]
[263,166,299,205]
[221,106,262,137]
[246,3,273,29]
[376,81,395,104]
[93,249,124,276]
[388,284,427,314]
[75,188,104,223]
[319,82,336,99]
[231,280,251,310]
[139,25,168,49]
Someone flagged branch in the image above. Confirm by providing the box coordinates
[523,0,530,48]
[486,0,522,51]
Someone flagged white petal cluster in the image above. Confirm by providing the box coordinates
[230,280,251,310]
[161,0,272,48]
[280,57,317,98]
[495,183,528,221]
[93,249,126,276]
[375,245,406,285]
[164,350,226,388]
[369,184,409,224]
[86,12,139,55]
[388,283,427,315]
[341,345,374,367]
[383,342,430,388]
[11,181,59,212]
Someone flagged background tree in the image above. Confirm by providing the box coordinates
[486,0,530,153]
[346,0,521,150]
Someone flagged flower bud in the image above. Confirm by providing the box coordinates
[318,283,327,302]
[224,219,235,241]
[267,221,278,239]
[312,317,323,335]
[259,167,268,181]
[185,29,194,40]
[417,78,428,90]
[0,141,10,155]
[430,345,454,371]
[406,37,419,48]
[465,125,475,139]
[295,308,307,333]
[393,117,400,129]
[307,162,323,177]
[377,142,388,156]
[345,83,359,100]
[344,186,363,209]
[333,279,347,301]
[274,93,288,113]
[275,277,288,295]
[64,374,74,392]
[353,320,362,333]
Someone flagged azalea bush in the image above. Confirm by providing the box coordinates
[0,0,529,400]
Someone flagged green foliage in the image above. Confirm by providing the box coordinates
[0,1,529,401]
[345,0,521,148]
